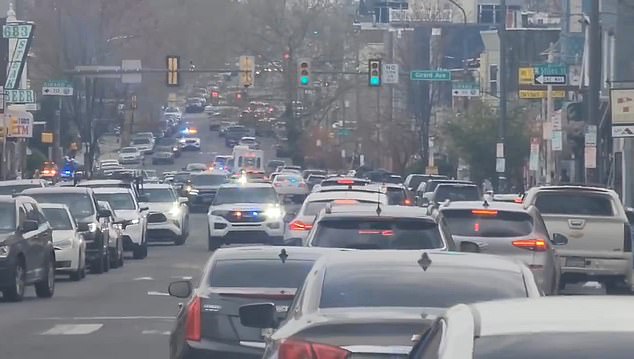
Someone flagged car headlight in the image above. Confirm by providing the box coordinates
[168,206,181,217]
[173,147,178,152]
[0,245,9,258]
[179,138,186,143]
[264,206,282,220]
[130,218,140,225]
[88,223,98,232]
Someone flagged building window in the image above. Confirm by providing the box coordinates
[478,4,503,24]
[489,64,498,95]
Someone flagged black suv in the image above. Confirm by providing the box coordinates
[0,195,55,301]
[23,187,113,274]
[187,172,228,212]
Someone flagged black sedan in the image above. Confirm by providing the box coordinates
[240,250,541,358]
[167,246,346,359]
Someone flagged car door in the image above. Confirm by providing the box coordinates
[22,203,45,282]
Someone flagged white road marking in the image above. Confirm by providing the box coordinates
[147,291,171,296]
[142,330,171,335]
[134,276,154,281]
[41,324,103,335]
[33,316,173,321]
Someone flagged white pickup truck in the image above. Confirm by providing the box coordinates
[523,186,632,293]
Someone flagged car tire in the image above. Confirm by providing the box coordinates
[35,256,55,298]
[208,235,223,251]
[174,235,186,246]
[70,269,82,281]
[103,252,110,272]
[109,247,120,269]
[2,257,26,302]
[133,243,147,259]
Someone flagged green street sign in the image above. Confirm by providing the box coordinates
[533,64,567,76]
[43,80,72,88]
[410,70,452,81]
[337,128,352,137]
[2,24,33,39]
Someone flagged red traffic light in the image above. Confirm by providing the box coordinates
[236,93,243,100]
[211,91,219,98]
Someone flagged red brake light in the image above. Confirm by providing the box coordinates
[514,197,523,203]
[403,198,413,206]
[289,220,313,231]
[185,296,201,341]
[512,239,548,252]
[471,209,498,216]
[333,199,359,205]
[337,179,354,185]
[279,339,350,359]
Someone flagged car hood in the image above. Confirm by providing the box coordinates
[52,229,77,243]
[274,307,442,348]
[211,203,275,211]
[112,210,140,220]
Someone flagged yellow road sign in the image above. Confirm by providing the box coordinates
[41,132,54,144]
[519,90,566,99]
[518,67,535,85]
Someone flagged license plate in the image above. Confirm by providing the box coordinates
[566,256,586,267]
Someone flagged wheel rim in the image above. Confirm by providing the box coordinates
[15,265,24,296]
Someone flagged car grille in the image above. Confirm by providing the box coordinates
[225,210,266,223]
[147,212,167,223]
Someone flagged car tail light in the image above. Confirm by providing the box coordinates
[514,197,523,203]
[403,198,413,206]
[337,179,354,185]
[471,209,498,216]
[279,339,350,359]
[289,220,313,231]
[333,199,358,205]
[512,239,548,252]
[185,296,201,341]
[624,224,632,252]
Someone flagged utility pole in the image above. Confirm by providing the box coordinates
[545,43,555,184]
[497,0,508,191]
[586,0,601,183]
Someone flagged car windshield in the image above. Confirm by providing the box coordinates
[191,175,227,186]
[0,202,15,230]
[173,173,191,183]
[142,189,176,203]
[213,187,278,205]
[41,207,73,230]
[406,175,429,190]
[534,192,614,216]
[442,209,534,237]
[209,259,314,288]
[28,193,95,218]
[311,218,444,249]
[434,185,480,202]
[473,333,634,358]
[320,265,526,308]
[304,200,377,216]
[94,193,136,210]
[121,148,137,153]
[131,138,150,145]
[0,184,40,195]
[240,138,255,143]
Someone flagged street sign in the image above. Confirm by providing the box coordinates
[382,63,399,84]
[610,88,634,138]
[5,89,34,103]
[533,64,567,85]
[2,24,33,39]
[337,128,352,137]
[410,70,451,81]
[519,90,566,99]
[552,131,563,151]
[518,67,534,85]
[452,82,480,97]
[2,110,33,138]
[42,80,73,96]
[122,59,142,84]
[6,38,30,89]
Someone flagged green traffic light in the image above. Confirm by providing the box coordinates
[370,77,380,86]
[300,77,310,85]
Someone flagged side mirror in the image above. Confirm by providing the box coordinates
[178,197,188,204]
[21,219,38,232]
[552,233,569,246]
[168,280,192,298]
[239,303,277,329]
[98,209,112,218]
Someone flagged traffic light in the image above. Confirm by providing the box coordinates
[297,59,311,87]
[368,59,382,87]
[211,90,219,99]
[166,55,180,87]
[239,55,255,88]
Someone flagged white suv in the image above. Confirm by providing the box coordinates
[207,183,284,251]
[140,184,190,246]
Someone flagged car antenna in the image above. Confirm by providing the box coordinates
[376,186,382,216]
[278,248,288,263]
[418,252,432,271]
[483,199,490,208]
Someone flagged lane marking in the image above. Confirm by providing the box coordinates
[134,276,154,281]
[33,316,173,321]
[142,330,171,335]
[147,291,171,296]
[41,324,103,335]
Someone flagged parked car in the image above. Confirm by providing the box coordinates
[40,203,86,281]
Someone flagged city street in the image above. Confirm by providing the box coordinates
[0,113,282,358]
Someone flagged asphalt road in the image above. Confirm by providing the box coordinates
[0,113,283,359]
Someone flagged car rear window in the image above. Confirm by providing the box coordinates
[320,265,526,308]
[534,192,614,216]
[311,218,444,249]
[442,209,534,237]
[210,259,314,288]
[434,185,480,202]
[474,333,634,359]
[304,200,376,216]
[386,188,407,205]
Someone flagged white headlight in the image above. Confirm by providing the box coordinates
[130,218,140,225]
[264,206,282,220]
[87,223,98,232]
[169,206,181,217]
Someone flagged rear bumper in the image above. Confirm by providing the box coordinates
[176,339,262,359]
[558,255,632,283]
